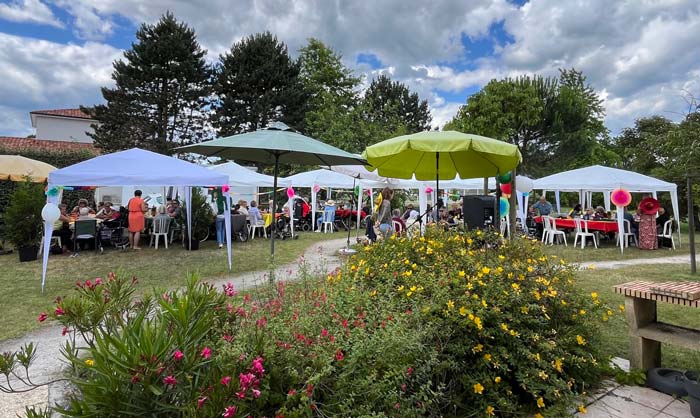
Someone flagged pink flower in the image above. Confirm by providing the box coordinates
[131,374,140,383]
[239,372,255,389]
[256,317,267,328]
[251,357,265,376]
[222,405,237,418]
[406,367,414,378]
[38,312,48,322]
[95,278,103,285]
[163,375,177,386]
[85,280,92,288]
[223,282,237,297]
[54,306,64,316]
[335,350,345,361]
[222,334,233,342]
[252,389,261,398]
[236,391,246,399]
[197,396,207,409]
[201,347,212,359]
[320,328,329,337]
[220,376,232,386]
[173,350,184,361]
[61,327,69,336]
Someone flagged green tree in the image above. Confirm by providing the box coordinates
[85,13,211,155]
[213,32,307,136]
[613,116,674,173]
[445,69,610,176]
[362,74,432,134]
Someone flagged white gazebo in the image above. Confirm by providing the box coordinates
[41,148,231,290]
[533,165,680,250]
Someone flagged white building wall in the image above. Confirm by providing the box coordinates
[34,116,95,142]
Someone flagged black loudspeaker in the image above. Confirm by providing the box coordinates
[462,196,496,230]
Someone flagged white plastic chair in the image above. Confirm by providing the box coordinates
[657,219,676,250]
[38,235,61,255]
[392,220,403,236]
[620,219,638,248]
[541,216,552,244]
[547,218,567,246]
[573,218,597,249]
[150,216,171,249]
[249,217,267,240]
[500,216,509,236]
[322,206,335,233]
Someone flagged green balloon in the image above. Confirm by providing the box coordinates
[496,173,512,183]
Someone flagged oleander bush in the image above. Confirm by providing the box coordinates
[22,228,613,417]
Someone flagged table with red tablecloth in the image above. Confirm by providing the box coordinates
[534,216,618,233]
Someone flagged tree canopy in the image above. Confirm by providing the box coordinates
[85,13,211,155]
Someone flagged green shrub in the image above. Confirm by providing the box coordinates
[4,180,45,249]
[23,228,612,417]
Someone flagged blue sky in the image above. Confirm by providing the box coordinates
[1,0,699,138]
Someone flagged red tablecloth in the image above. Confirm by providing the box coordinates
[534,216,618,233]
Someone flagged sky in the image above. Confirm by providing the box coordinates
[1,0,699,139]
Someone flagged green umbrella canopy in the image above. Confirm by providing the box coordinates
[362,130,522,180]
[177,122,366,166]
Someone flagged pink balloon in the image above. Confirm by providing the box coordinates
[312,184,320,194]
[611,188,632,207]
[222,185,230,193]
[287,187,295,199]
[425,187,433,194]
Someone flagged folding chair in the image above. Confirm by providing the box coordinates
[74,219,101,254]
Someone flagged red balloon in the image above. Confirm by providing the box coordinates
[500,183,512,195]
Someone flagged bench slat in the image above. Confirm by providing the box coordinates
[614,281,700,307]
[636,322,700,350]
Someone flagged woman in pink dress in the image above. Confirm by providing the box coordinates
[637,196,660,250]
[127,190,147,250]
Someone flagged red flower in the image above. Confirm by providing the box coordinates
[131,374,140,383]
[287,389,296,396]
[306,384,314,396]
[222,334,233,342]
[406,367,414,378]
[173,350,184,361]
[95,278,103,285]
[223,282,237,297]
[220,376,232,386]
[222,405,237,418]
[61,327,69,336]
[236,391,246,399]
[54,306,64,316]
[201,347,212,359]
[335,350,345,361]
[162,375,176,386]
[197,396,207,409]
[38,313,48,322]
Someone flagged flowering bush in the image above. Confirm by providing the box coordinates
[22,228,611,417]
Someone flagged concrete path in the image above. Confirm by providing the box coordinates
[0,238,348,417]
[586,254,692,270]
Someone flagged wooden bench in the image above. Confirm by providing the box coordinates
[614,281,700,370]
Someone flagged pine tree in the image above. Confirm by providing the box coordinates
[85,13,211,155]
[213,32,307,136]
[362,74,432,134]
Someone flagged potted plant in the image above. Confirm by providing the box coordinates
[684,371,700,417]
[4,180,45,262]
[178,188,213,250]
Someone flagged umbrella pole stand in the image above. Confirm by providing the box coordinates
[270,154,279,272]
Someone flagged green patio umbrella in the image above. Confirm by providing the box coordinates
[362,130,522,209]
[177,122,366,258]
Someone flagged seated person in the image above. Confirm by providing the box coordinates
[568,204,583,218]
[582,208,595,220]
[248,200,264,226]
[656,207,670,232]
[154,205,171,224]
[593,206,607,220]
[238,200,249,217]
[77,207,94,220]
[231,203,241,215]
[96,201,119,220]
[52,204,73,253]
[623,210,639,236]
[168,200,182,218]
[71,198,95,216]
[402,204,415,220]
[316,200,336,231]
[391,209,406,235]
[450,203,462,219]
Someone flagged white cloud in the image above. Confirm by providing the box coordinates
[0,0,62,27]
[0,33,121,136]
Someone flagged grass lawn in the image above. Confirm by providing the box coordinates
[576,263,700,370]
[0,231,345,341]
[539,230,696,263]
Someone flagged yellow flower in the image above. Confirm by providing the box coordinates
[591,292,598,299]
[579,309,586,315]
[474,316,483,330]
[512,283,520,291]
[410,285,417,292]
[578,404,587,414]
[84,359,94,367]
[534,414,544,418]
[498,255,505,260]
[397,285,405,292]
[482,267,491,275]
[481,299,488,308]
[588,264,596,270]
[458,270,466,277]
[411,263,417,269]
[473,382,484,394]
[537,397,545,408]
[576,335,586,345]
[486,405,495,415]
[369,290,377,297]
[459,306,468,316]
[446,300,455,310]
[619,304,625,313]
[483,353,492,361]
[538,370,549,380]
[472,344,483,353]
[553,358,563,372]
[500,323,509,331]
[494,376,501,383]
[527,266,535,273]
[406,291,413,297]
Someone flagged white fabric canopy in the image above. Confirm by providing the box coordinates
[533,165,680,252]
[284,168,383,189]
[42,148,232,290]
[208,161,288,187]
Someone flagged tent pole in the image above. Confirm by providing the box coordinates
[688,176,696,274]
[436,152,440,219]
[509,169,517,239]
[271,154,279,263]
[347,176,356,248]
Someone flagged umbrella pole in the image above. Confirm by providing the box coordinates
[347,177,356,249]
[436,152,440,221]
[271,154,279,262]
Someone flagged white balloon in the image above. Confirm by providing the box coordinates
[41,203,61,224]
[516,176,534,193]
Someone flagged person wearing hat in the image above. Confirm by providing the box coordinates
[638,195,660,250]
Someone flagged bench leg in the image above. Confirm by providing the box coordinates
[625,296,660,369]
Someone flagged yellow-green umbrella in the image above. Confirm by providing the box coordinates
[0,155,56,182]
[363,130,521,206]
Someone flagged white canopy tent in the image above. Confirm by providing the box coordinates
[42,148,231,290]
[533,165,680,251]
[208,161,289,187]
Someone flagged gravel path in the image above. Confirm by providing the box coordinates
[583,254,692,270]
[0,237,349,417]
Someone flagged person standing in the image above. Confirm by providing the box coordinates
[531,196,553,216]
[213,190,226,249]
[375,187,394,237]
[127,190,147,250]
[638,196,660,250]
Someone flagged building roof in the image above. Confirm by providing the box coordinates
[30,108,94,120]
[0,137,98,153]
